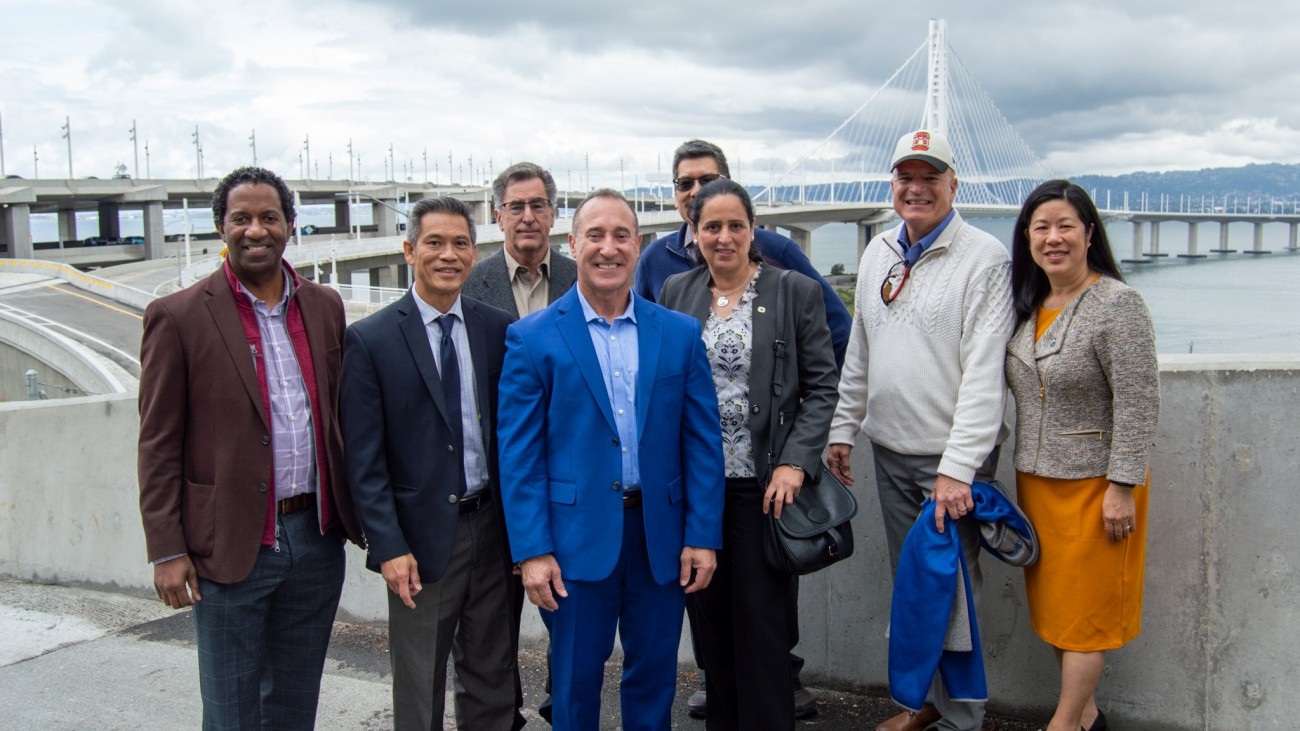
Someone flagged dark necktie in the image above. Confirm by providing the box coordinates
[438,314,467,496]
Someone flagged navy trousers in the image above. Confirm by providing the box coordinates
[192,506,345,731]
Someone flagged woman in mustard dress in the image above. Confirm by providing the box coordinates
[1005,181,1159,731]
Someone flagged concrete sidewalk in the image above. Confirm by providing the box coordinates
[0,579,1037,730]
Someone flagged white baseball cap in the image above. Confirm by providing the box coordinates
[890,130,954,174]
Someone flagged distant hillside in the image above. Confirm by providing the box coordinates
[1069,163,1300,206]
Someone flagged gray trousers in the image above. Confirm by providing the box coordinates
[387,504,519,731]
[871,442,999,731]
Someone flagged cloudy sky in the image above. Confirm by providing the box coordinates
[2,0,1298,188]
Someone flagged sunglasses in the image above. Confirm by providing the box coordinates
[671,173,726,192]
[880,260,911,305]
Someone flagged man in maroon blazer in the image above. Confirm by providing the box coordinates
[138,166,364,730]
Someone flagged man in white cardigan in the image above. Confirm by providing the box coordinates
[826,130,1013,731]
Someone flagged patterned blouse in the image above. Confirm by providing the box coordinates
[703,266,761,478]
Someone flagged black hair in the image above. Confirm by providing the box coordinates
[1011,179,1124,324]
[689,178,762,265]
[407,196,477,244]
[212,167,295,229]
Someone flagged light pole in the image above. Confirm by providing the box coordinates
[347,139,354,181]
[303,134,311,180]
[145,141,151,179]
[33,145,38,178]
[423,148,428,183]
[249,129,257,166]
[192,126,202,178]
[388,144,395,183]
[0,110,6,177]
[129,120,139,178]
[61,116,72,178]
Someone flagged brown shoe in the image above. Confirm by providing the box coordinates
[876,705,941,731]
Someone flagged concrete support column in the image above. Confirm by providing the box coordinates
[1179,221,1206,259]
[1244,221,1270,255]
[1146,221,1166,257]
[641,232,656,251]
[97,202,121,240]
[1211,221,1235,254]
[373,201,399,238]
[57,209,77,244]
[1289,222,1298,252]
[857,222,871,266]
[787,226,812,257]
[1,203,34,258]
[334,198,351,231]
[372,264,398,288]
[1123,220,1146,263]
[466,199,489,227]
[142,202,166,261]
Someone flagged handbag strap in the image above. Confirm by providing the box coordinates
[766,269,793,483]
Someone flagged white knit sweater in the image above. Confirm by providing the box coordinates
[828,211,1013,485]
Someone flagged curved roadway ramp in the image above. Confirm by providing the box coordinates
[0,274,144,378]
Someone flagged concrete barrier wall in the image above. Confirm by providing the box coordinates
[0,259,156,311]
[0,311,133,397]
[1,358,1297,730]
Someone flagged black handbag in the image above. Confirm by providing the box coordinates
[761,270,858,575]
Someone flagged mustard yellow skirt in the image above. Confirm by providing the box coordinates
[1015,471,1149,652]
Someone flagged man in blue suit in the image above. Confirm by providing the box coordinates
[498,189,725,730]
[341,196,523,729]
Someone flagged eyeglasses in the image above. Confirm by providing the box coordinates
[880,260,911,305]
[671,173,726,192]
[500,198,553,217]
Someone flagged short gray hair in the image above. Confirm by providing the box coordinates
[672,139,730,179]
[406,196,476,244]
[572,189,639,236]
[492,162,558,208]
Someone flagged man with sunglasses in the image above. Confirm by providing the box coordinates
[633,138,841,719]
[633,139,850,370]
[826,130,1013,731]
[466,162,577,320]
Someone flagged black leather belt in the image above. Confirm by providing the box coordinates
[277,493,314,515]
[459,491,492,514]
[622,491,642,510]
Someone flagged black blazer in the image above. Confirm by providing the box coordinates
[463,247,578,319]
[339,291,513,580]
[659,265,839,483]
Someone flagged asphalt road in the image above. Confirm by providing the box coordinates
[0,580,1040,730]
[0,276,144,377]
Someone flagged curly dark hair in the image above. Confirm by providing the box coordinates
[212,167,296,229]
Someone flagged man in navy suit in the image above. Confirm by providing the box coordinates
[498,189,725,730]
[340,196,522,730]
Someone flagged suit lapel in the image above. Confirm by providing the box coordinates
[750,268,778,398]
[397,292,454,429]
[205,272,268,429]
[634,297,663,439]
[556,293,619,435]
[294,286,331,415]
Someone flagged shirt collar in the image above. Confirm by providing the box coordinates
[503,245,551,280]
[230,263,295,313]
[411,288,465,327]
[897,208,958,255]
[576,286,637,325]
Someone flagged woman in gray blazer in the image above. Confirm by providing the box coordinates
[1005,180,1159,731]
[660,179,839,730]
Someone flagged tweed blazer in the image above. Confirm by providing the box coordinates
[463,246,577,319]
[1005,275,1158,484]
[659,265,840,484]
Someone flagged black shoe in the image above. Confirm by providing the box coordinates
[687,687,707,719]
[1086,709,1108,731]
[793,680,817,719]
[538,695,552,725]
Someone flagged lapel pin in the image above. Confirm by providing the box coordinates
[757,306,766,313]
